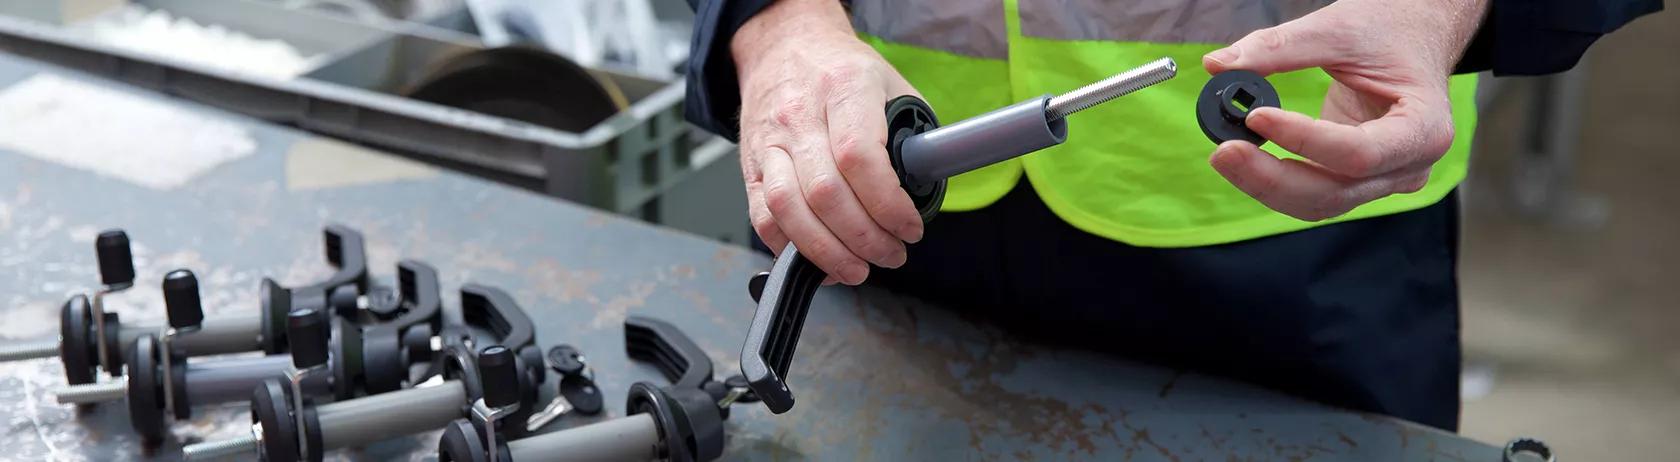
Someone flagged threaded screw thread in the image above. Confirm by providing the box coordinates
[182,435,259,460]
[54,381,127,404]
[1046,57,1178,120]
[0,339,60,362]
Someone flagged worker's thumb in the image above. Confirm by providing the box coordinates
[1202,16,1348,76]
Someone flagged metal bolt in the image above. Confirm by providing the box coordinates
[1046,57,1178,120]
[0,339,59,362]
[182,435,259,460]
[54,381,127,404]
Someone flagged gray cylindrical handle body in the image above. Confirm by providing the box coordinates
[126,314,263,357]
[506,413,662,462]
[177,314,264,355]
[183,355,331,407]
[317,381,467,449]
[898,95,1067,185]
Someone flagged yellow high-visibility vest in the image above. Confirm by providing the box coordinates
[851,0,1478,246]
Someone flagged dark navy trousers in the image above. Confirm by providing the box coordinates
[763,179,1463,431]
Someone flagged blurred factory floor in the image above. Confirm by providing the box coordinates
[1457,9,1679,460]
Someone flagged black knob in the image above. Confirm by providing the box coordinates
[95,230,135,286]
[328,285,360,317]
[401,324,435,363]
[287,308,330,369]
[162,269,203,329]
[477,346,519,408]
[365,287,402,320]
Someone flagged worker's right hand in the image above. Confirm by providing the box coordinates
[731,0,924,285]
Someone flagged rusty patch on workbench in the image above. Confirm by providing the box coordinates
[770,289,1146,460]
[448,241,521,274]
[589,280,655,329]
[710,247,750,280]
[679,287,738,330]
[525,258,604,305]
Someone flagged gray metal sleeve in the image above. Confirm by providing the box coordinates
[898,95,1068,185]
[183,355,330,407]
[119,314,262,357]
[506,413,662,462]
[317,381,467,450]
[176,314,263,355]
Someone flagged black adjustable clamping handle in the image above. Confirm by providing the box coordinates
[439,317,729,462]
[259,225,370,354]
[351,260,445,394]
[741,96,944,415]
[626,315,716,391]
[438,283,543,433]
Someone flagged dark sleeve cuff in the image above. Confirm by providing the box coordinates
[1455,0,1663,75]
[684,0,776,142]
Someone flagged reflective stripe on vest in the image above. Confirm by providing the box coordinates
[850,0,1478,247]
[1018,0,1333,43]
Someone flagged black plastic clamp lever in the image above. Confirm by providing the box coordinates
[259,224,370,354]
[740,96,944,414]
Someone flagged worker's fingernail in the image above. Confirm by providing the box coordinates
[1210,143,1245,168]
[897,223,923,244]
[839,262,868,285]
[879,247,908,269]
[1205,46,1240,67]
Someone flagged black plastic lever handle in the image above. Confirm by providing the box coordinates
[739,247,824,414]
[739,96,945,414]
[626,315,714,390]
[308,224,370,295]
[359,260,445,394]
[384,260,443,332]
[259,225,372,354]
[459,284,537,354]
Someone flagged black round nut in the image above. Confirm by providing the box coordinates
[163,269,203,329]
[365,286,403,319]
[1196,70,1281,146]
[95,229,135,286]
[287,308,330,369]
[477,346,520,408]
[328,285,360,317]
[59,295,97,385]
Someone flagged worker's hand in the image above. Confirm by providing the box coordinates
[731,0,924,285]
[1202,0,1488,221]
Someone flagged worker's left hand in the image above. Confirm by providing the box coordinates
[1202,0,1488,221]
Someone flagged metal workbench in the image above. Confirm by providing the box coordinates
[0,54,1506,461]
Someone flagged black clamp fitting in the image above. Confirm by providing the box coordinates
[51,226,366,388]
[125,269,205,442]
[624,316,731,461]
[259,224,370,354]
[334,260,444,396]
[251,307,334,462]
[252,283,539,462]
[438,315,733,462]
[741,96,944,414]
[87,229,137,380]
[118,261,442,446]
